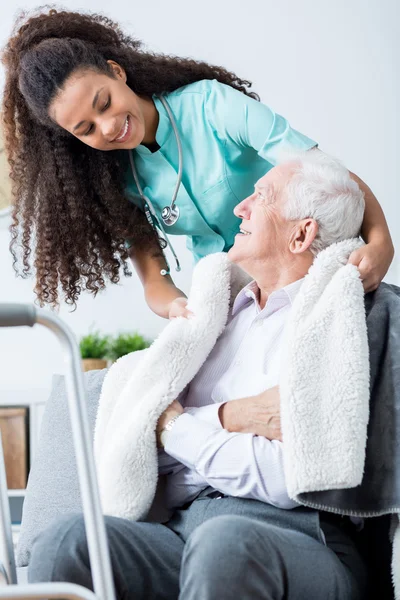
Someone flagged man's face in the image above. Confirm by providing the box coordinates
[228,165,293,269]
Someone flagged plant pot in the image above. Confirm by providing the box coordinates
[81,358,108,372]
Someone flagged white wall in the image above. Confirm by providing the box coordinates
[0,0,399,402]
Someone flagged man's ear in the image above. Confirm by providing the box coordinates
[107,60,127,82]
[289,219,318,254]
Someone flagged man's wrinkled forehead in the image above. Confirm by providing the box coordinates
[255,163,297,199]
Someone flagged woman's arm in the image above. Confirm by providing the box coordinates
[206,83,394,291]
[313,146,394,289]
[347,171,394,291]
[129,245,191,319]
[311,148,394,290]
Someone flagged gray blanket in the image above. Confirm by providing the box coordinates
[298,282,400,516]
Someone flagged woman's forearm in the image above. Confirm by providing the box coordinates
[349,171,394,250]
[129,245,186,318]
[144,279,186,319]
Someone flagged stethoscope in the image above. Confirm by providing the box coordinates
[128,95,183,276]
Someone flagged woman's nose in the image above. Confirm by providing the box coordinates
[101,118,118,141]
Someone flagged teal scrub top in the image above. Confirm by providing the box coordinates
[125,79,317,262]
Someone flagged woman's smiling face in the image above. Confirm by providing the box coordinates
[49,61,151,151]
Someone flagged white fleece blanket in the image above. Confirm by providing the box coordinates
[94,239,370,521]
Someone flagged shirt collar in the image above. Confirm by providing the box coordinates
[232,277,304,317]
[135,95,172,156]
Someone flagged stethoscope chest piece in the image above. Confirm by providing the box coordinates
[161,204,180,226]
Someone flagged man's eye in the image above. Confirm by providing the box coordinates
[257,192,265,200]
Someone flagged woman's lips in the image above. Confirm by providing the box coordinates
[113,115,132,143]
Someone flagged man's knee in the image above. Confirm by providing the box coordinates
[183,515,266,575]
[29,513,90,584]
[180,515,283,599]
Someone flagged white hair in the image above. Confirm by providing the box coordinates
[281,150,365,255]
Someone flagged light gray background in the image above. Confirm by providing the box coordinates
[0,0,398,402]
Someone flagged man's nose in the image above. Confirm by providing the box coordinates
[234,196,252,219]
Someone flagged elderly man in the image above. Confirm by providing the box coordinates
[29,152,368,599]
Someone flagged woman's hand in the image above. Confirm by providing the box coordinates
[348,240,394,293]
[168,297,194,320]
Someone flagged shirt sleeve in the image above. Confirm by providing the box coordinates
[205,80,317,166]
[184,403,224,428]
[164,412,298,509]
[157,403,222,474]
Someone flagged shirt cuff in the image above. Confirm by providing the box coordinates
[164,413,220,471]
[184,403,224,429]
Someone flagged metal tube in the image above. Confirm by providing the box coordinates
[0,304,36,328]
[0,304,115,600]
[0,431,17,585]
[0,581,98,599]
[35,309,115,600]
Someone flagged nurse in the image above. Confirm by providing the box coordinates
[2,9,394,317]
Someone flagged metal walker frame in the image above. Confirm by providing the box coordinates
[0,303,116,600]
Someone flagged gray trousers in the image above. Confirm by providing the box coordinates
[28,490,367,599]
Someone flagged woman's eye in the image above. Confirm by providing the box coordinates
[102,98,111,111]
[84,125,94,136]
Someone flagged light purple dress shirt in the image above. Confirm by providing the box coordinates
[158,278,304,511]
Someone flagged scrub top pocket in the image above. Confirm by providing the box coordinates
[199,177,241,243]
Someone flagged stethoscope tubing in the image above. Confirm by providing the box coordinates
[128,95,183,274]
[161,95,183,219]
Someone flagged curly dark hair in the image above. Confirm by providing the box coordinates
[1,8,259,307]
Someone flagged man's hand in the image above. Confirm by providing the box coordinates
[219,386,282,441]
[156,400,184,447]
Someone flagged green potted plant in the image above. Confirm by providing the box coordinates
[107,332,150,362]
[79,330,110,372]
